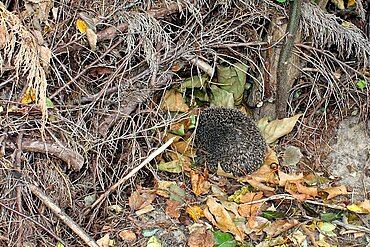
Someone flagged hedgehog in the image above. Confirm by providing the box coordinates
[195,107,267,176]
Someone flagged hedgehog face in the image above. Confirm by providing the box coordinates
[195,107,267,176]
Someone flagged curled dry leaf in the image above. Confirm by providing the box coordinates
[204,197,244,241]
[257,114,303,144]
[119,229,136,242]
[285,181,316,201]
[190,170,210,196]
[165,200,181,218]
[188,223,214,247]
[321,185,348,200]
[172,140,195,157]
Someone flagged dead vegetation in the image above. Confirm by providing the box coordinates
[0,0,369,246]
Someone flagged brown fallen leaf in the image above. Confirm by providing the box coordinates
[165,200,181,218]
[278,170,304,187]
[190,170,210,196]
[135,204,154,216]
[263,219,300,238]
[321,185,348,199]
[204,197,244,241]
[285,181,314,201]
[188,223,214,247]
[238,192,264,228]
[128,191,156,211]
[172,140,195,157]
[161,89,189,112]
[119,229,136,242]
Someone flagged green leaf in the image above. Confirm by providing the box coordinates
[262,211,288,220]
[142,229,159,237]
[46,97,54,108]
[171,124,185,136]
[189,115,196,129]
[210,85,234,108]
[56,242,64,247]
[276,0,286,2]
[356,80,366,90]
[147,236,162,247]
[320,212,342,222]
[218,63,248,105]
[213,230,236,247]
[180,74,208,91]
[169,183,186,204]
[157,160,182,173]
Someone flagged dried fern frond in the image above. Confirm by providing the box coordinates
[120,12,171,72]
[0,2,48,127]
[301,3,370,65]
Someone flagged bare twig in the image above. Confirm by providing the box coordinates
[20,140,84,171]
[0,201,66,246]
[27,183,99,247]
[88,137,176,211]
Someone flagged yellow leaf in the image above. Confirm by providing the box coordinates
[347,200,370,214]
[20,87,37,104]
[347,0,355,7]
[76,19,87,34]
[186,206,205,222]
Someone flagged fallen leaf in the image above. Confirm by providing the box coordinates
[86,28,97,51]
[204,197,244,241]
[210,85,234,108]
[129,191,156,210]
[107,204,124,214]
[282,146,303,167]
[157,160,182,173]
[76,19,87,33]
[135,204,154,216]
[165,200,181,218]
[188,223,214,247]
[168,183,186,204]
[156,180,176,198]
[213,230,236,247]
[321,185,348,200]
[257,114,303,144]
[263,219,299,238]
[97,233,110,247]
[186,205,205,222]
[278,170,304,187]
[147,236,162,247]
[172,140,195,157]
[190,170,210,196]
[347,200,370,214]
[20,87,37,104]
[218,63,248,105]
[161,89,189,112]
[119,229,136,242]
[237,192,264,228]
[318,222,336,237]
